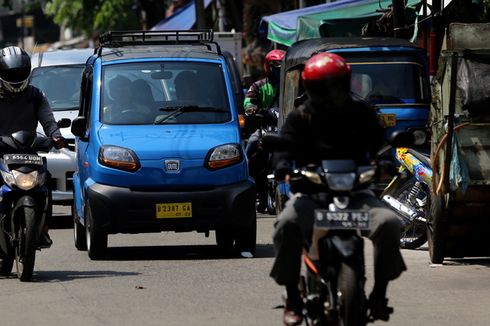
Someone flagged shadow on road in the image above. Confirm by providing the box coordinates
[443,258,490,268]
[32,270,140,282]
[104,243,275,261]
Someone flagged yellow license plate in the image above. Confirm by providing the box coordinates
[156,202,192,219]
[380,114,397,127]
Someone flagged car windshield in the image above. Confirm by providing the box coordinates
[342,55,430,105]
[30,65,84,111]
[101,61,231,125]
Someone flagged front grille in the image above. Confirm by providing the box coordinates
[65,171,74,191]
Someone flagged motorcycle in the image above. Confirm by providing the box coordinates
[0,121,68,281]
[381,133,432,249]
[263,130,413,325]
[246,108,281,215]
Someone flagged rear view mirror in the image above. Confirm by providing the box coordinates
[389,130,415,148]
[71,116,87,138]
[57,118,71,129]
[151,71,173,80]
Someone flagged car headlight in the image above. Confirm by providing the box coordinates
[325,173,356,191]
[98,145,140,172]
[205,144,242,170]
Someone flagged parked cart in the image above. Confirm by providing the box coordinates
[429,23,490,263]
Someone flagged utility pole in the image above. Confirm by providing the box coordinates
[392,0,406,38]
[195,0,206,29]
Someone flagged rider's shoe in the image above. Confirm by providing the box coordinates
[367,296,394,322]
[38,232,53,249]
[283,298,303,326]
[256,202,267,214]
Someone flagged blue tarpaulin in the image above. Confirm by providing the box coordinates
[151,0,213,31]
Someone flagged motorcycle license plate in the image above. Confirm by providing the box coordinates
[314,210,369,230]
[3,154,43,165]
[156,202,192,219]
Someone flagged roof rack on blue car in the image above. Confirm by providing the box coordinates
[96,30,221,56]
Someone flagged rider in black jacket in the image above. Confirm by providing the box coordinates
[270,52,406,326]
[0,46,65,247]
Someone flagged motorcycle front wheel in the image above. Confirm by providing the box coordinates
[338,261,366,326]
[391,178,429,249]
[15,206,38,281]
[0,254,14,276]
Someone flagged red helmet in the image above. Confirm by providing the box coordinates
[301,52,352,105]
[264,49,285,75]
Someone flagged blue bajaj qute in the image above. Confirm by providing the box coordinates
[71,31,256,260]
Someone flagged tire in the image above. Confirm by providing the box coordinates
[427,193,446,264]
[215,228,234,251]
[85,201,107,260]
[15,206,38,282]
[235,212,257,255]
[73,204,87,251]
[390,178,428,249]
[0,255,14,276]
[338,261,366,326]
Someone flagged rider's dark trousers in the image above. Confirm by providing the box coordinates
[270,192,407,286]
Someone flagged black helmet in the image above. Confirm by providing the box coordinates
[0,46,31,95]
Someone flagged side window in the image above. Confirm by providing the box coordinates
[79,66,93,129]
[280,69,300,127]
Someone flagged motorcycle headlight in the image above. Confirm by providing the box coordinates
[325,173,356,191]
[12,170,39,190]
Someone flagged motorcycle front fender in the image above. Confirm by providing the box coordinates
[329,234,364,260]
[11,196,42,235]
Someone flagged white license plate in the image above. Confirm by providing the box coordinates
[314,210,369,230]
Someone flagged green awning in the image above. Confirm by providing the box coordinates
[262,0,422,46]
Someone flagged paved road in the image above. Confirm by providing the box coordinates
[1,206,489,326]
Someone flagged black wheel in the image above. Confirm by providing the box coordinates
[73,204,87,251]
[391,178,429,249]
[235,212,257,255]
[266,183,276,215]
[215,228,234,251]
[338,261,366,326]
[85,201,107,260]
[15,206,38,282]
[427,193,446,264]
[0,255,14,277]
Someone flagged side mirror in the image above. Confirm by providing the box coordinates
[57,118,71,129]
[389,130,415,148]
[71,116,87,138]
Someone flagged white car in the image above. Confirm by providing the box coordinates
[30,49,93,207]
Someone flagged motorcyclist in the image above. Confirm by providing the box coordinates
[244,49,285,213]
[270,52,406,325]
[0,46,65,248]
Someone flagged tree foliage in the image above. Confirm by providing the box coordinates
[45,0,164,36]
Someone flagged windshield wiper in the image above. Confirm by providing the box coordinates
[154,105,228,124]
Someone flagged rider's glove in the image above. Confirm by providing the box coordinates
[52,136,66,149]
[245,104,258,116]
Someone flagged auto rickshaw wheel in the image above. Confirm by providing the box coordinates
[427,192,446,264]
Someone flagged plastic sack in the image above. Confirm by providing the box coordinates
[449,133,470,193]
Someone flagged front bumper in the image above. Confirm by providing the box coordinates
[86,180,256,234]
[41,148,76,204]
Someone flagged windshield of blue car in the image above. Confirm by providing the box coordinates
[341,55,430,105]
[101,62,231,125]
[30,65,84,111]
